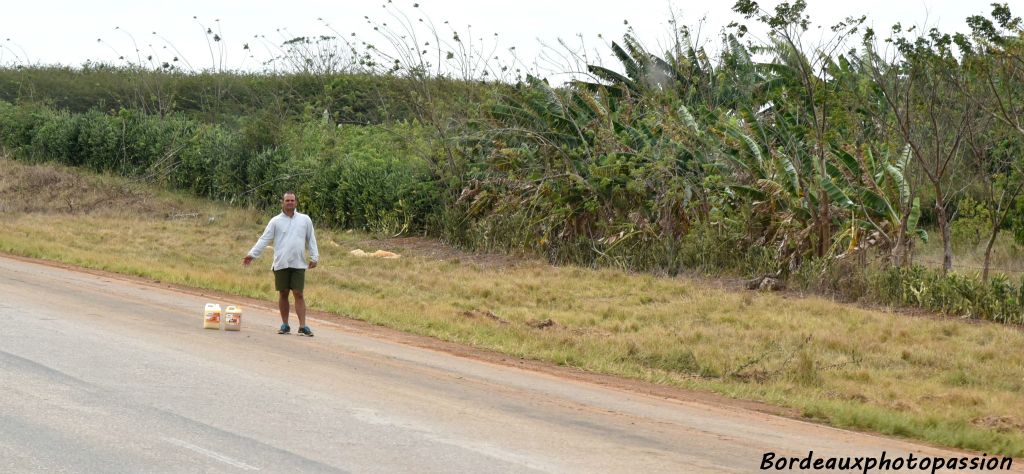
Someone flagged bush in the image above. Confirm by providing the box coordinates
[0,101,50,155]
[789,257,870,301]
[952,197,991,251]
[29,108,79,164]
[0,101,445,234]
[74,110,121,172]
[865,264,1024,324]
[279,120,442,232]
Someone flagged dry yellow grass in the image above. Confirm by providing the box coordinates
[2,157,1023,456]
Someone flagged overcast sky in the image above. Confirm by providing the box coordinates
[1,0,1016,79]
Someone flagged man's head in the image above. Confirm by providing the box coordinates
[282,191,297,214]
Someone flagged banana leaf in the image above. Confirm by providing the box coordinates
[907,197,922,239]
[885,164,910,205]
[775,153,800,196]
[858,188,898,220]
[676,105,701,135]
[830,146,863,180]
[821,176,854,208]
[729,185,767,200]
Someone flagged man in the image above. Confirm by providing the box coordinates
[243,191,319,336]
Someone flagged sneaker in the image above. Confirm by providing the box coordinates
[278,324,291,334]
[298,326,314,337]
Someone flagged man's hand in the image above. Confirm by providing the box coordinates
[308,260,317,269]
[243,255,253,266]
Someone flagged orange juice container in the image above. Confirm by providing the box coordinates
[224,305,242,331]
[203,303,222,330]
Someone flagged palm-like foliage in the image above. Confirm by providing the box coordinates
[481,59,720,258]
[476,10,930,274]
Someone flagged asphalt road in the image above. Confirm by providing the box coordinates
[0,255,1010,473]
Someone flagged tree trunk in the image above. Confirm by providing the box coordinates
[891,230,905,268]
[818,185,830,258]
[934,187,953,274]
[982,223,999,282]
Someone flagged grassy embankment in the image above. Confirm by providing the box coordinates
[2,156,1022,457]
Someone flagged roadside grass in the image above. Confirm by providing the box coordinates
[2,156,1023,457]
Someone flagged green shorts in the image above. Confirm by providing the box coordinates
[273,268,305,292]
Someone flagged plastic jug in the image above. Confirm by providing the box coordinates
[224,305,242,331]
[203,303,222,330]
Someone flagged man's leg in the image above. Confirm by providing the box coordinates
[294,290,306,328]
[278,290,290,325]
[274,269,291,327]
[290,268,307,329]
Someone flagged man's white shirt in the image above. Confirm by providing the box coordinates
[247,211,319,270]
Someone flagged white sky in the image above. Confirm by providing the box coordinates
[1,0,1017,79]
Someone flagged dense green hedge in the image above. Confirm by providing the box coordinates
[0,100,441,232]
[0,66,490,126]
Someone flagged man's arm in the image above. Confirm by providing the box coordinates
[306,216,319,268]
[243,219,276,265]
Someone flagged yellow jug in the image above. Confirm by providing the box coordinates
[224,305,242,331]
[203,303,222,330]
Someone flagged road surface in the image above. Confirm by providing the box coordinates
[0,255,1012,473]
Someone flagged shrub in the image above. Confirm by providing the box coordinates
[0,101,50,154]
[952,197,991,251]
[275,120,442,232]
[865,264,1024,324]
[29,109,79,164]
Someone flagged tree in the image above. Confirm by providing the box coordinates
[963,3,1024,280]
[862,25,976,274]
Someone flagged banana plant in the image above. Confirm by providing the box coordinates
[830,144,927,265]
[717,117,822,270]
[717,115,929,272]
